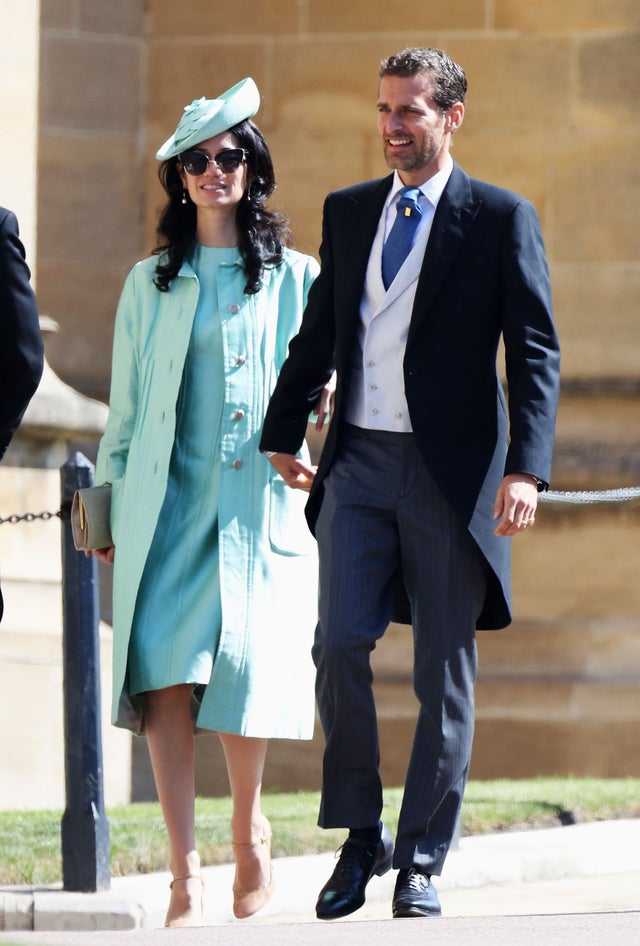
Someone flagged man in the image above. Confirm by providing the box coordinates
[260,47,560,919]
[0,207,44,621]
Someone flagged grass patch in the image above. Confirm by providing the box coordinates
[461,776,640,833]
[1,777,638,886]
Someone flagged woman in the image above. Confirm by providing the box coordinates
[93,78,321,927]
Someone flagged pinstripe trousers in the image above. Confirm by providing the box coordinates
[312,424,487,875]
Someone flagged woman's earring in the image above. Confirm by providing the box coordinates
[181,189,188,205]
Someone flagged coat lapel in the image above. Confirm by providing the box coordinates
[407,163,482,346]
[334,177,393,348]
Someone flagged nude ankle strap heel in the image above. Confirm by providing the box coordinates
[165,874,205,928]
[232,821,274,919]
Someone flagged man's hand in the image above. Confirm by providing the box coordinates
[493,474,539,536]
[312,372,337,432]
[268,453,317,492]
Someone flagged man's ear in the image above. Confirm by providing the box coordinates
[446,102,465,134]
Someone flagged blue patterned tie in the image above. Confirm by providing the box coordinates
[381,186,422,290]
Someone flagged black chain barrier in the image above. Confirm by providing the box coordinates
[2,488,640,528]
[0,504,70,525]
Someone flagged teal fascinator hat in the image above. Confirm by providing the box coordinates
[156,77,260,160]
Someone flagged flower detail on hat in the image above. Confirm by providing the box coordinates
[155,78,259,160]
[172,97,224,153]
[184,97,206,114]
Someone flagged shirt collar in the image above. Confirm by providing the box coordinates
[387,154,454,209]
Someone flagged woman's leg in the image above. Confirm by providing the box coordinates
[218,733,268,841]
[218,733,273,917]
[145,685,204,927]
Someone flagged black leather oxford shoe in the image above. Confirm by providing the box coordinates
[392,867,442,918]
[316,824,394,920]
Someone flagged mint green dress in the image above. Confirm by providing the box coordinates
[113,244,318,737]
[127,245,228,698]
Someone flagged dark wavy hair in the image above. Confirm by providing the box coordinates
[152,119,291,294]
[379,47,468,111]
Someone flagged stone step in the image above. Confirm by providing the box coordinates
[372,619,640,680]
[470,717,640,779]
[0,578,61,633]
[512,501,640,621]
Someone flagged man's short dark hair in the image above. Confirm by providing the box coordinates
[379,47,468,111]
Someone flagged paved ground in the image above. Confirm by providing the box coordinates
[1,820,638,944]
[2,912,640,946]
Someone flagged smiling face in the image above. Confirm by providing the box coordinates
[178,130,249,214]
[376,72,464,185]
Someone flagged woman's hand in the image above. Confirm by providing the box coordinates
[91,545,115,565]
[267,454,316,492]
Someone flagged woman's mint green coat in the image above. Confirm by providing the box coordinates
[96,248,319,738]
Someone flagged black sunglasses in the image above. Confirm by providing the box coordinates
[179,148,249,176]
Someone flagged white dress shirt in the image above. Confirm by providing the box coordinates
[345,157,453,432]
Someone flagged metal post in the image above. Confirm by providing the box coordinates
[60,452,110,891]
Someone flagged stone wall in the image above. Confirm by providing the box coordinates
[24,0,640,793]
[36,0,147,399]
[35,1,640,400]
[0,0,39,260]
